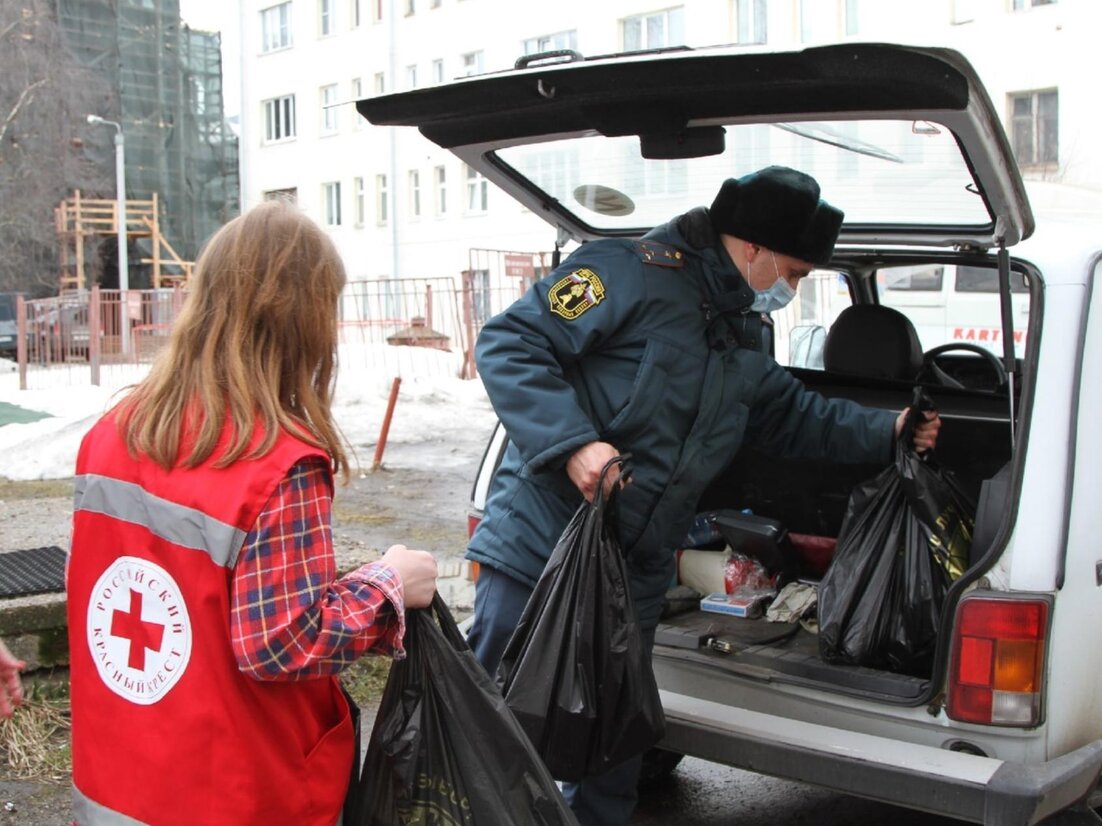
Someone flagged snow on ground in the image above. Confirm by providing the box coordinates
[0,344,499,481]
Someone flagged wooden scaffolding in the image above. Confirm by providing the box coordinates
[55,190,194,292]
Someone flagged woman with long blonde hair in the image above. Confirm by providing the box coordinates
[67,201,437,826]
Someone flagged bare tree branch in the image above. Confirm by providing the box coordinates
[0,77,47,146]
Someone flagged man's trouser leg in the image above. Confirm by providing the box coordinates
[468,565,658,826]
[466,564,534,675]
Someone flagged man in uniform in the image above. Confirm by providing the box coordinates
[465,166,940,825]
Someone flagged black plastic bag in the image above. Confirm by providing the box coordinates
[818,388,973,674]
[498,455,665,782]
[353,594,577,826]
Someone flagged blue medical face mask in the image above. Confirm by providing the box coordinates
[750,251,797,313]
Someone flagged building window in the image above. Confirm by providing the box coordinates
[622,7,684,50]
[264,187,298,203]
[465,165,488,213]
[409,170,421,218]
[460,51,483,77]
[375,174,389,224]
[261,2,292,52]
[319,0,335,35]
[431,0,441,7]
[1013,0,1055,9]
[404,0,415,14]
[951,0,976,24]
[522,29,578,55]
[374,72,386,94]
[323,181,342,226]
[845,0,859,35]
[320,84,338,133]
[735,0,766,44]
[1010,89,1058,167]
[800,0,837,42]
[351,0,361,27]
[351,78,364,129]
[263,94,296,142]
[432,59,444,84]
[372,0,383,22]
[406,64,418,89]
[354,176,365,226]
[434,165,447,215]
[471,269,492,323]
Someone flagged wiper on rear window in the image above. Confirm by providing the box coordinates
[773,123,905,163]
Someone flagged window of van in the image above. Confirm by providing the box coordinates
[774,270,852,368]
[776,261,1031,371]
[954,265,1029,293]
[878,263,1030,359]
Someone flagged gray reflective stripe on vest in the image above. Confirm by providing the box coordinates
[72,783,148,825]
[74,474,247,568]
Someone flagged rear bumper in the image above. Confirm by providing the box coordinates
[658,690,1102,826]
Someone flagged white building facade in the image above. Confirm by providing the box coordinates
[238,0,1096,286]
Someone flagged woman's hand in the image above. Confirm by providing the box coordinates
[381,544,438,609]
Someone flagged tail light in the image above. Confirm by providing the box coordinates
[947,595,1048,726]
[466,512,481,582]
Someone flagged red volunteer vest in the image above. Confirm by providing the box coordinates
[68,412,353,825]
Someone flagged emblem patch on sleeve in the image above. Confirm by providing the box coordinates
[549,268,606,320]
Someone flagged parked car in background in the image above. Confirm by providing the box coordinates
[362,44,1102,825]
[0,292,25,358]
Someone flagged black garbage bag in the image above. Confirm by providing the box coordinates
[353,594,577,826]
[498,455,665,782]
[818,388,973,675]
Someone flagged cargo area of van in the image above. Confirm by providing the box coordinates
[651,255,1027,705]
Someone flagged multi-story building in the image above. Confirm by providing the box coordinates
[238,0,1096,289]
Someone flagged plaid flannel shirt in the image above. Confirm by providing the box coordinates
[230,457,405,680]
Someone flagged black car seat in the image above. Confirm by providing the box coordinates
[822,304,924,381]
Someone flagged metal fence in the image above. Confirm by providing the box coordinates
[13,288,185,391]
[8,265,536,390]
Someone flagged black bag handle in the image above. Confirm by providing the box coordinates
[407,593,469,653]
[900,387,937,454]
[593,452,632,508]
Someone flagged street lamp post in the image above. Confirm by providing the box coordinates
[86,114,130,356]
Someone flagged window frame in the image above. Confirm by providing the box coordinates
[621,6,685,51]
[460,51,484,77]
[465,165,488,213]
[522,29,579,55]
[375,174,389,225]
[1008,88,1058,169]
[434,165,447,215]
[323,181,343,227]
[260,2,293,53]
[263,94,296,143]
[319,0,335,36]
[409,169,422,219]
[735,0,767,45]
[353,176,366,226]
[320,83,339,134]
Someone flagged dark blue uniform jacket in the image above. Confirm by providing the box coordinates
[467,209,895,624]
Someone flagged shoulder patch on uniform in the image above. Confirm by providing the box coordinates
[634,241,685,268]
[549,268,606,320]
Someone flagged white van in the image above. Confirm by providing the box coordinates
[361,44,1102,824]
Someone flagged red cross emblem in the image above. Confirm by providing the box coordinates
[110,589,165,671]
